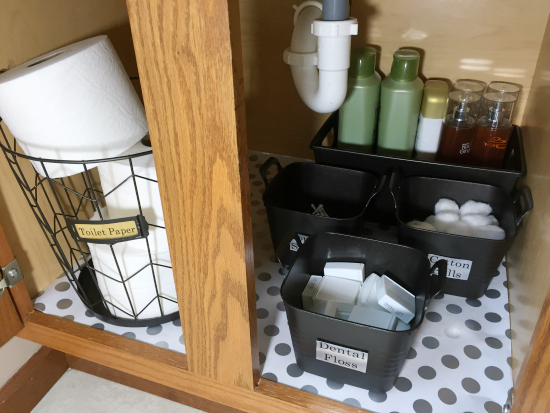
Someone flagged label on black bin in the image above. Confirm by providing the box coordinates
[316,340,368,373]
[429,254,473,281]
[289,234,309,251]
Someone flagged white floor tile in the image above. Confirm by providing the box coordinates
[32,369,204,413]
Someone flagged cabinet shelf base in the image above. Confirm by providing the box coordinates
[249,150,513,413]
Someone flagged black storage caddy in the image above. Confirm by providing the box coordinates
[260,157,382,252]
[310,112,527,223]
[390,174,533,298]
[279,233,447,392]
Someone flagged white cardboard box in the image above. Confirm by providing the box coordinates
[310,300,338,317]
[396,320,410,331]
[324,262,365,283]
[348,306,398,330]
[356,273,380,308]
[302,275,323,311]
[377,275,415,324]
[313,276,361,314]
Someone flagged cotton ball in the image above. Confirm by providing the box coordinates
[461,214,494,227]
[460,200,492,216]
[488,215,499,226]
[407,220,436,231]
[435,198,460,214]
[425,215,437,227]
[472,225,506,240]
[446,221,474,237]
[433,212,460,232]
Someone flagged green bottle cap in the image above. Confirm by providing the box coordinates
[349,46,377,79]
[390,49,420,82]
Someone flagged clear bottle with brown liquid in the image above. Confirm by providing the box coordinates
[435,89,480,165]
[470,82,520,168]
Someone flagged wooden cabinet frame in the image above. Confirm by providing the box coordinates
[1,0,549,412]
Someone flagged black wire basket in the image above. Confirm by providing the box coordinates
[0,119,179,327]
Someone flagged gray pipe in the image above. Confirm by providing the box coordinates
[322,0,350,21]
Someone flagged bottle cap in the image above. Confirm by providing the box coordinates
[479,82,520,126]
[390,49,420,82]
[349,46,377,79]
[485,82,520,104]
[453,80,486,97]
[421,80,449,119]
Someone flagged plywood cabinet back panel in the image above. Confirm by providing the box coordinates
[240,0,550,158]
[507,13,550,382]
[0,0,139,297]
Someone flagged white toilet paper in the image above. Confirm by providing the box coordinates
[89,241,178,319]
[0,35,148,178]
[98,139,165,228]
[87,209,177,319]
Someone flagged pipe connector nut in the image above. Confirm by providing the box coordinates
[312,18,358,37]
[283,49,318,67]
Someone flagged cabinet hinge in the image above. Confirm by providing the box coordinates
[503,388,514,413]
[0,259,24,299]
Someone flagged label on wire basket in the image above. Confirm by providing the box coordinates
[66,215,149,245]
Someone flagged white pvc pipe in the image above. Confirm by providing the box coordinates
[286,3,356,114]
[290,4,321,53]
[290,66,348,114]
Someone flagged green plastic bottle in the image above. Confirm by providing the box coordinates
[377,49,424,157]
[337,46,381,152]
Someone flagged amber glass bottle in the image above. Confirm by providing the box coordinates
[470,82,520,168]
[471,125,512,168]
[435,90,479,165]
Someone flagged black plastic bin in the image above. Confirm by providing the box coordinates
[310,112,527,223]
[260,157,381,252]
[279,233,446,392]
[390,174,533,298]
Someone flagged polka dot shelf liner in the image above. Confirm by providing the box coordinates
[33,275,185,354]
[248,151,512,413]
[33,150,512,412]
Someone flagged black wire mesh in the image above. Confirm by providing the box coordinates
[0,119,179,327]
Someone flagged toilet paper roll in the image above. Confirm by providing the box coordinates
[87,209,177,319]
[0,35,148,178]
[98,139,165,228]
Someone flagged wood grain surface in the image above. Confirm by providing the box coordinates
[0,219,15,266]
[0,292,23,348]
[0,346,68,413]
[512,288,550,412]
[67,355,245,413]
[256,378,372,413]
[18,311,187,371]
[240,0,550,159]
[0,211,34,318]
[507,12,550,382]
[126,0,258,389]
[7,283,34,320]
[0,220,24,346]
[20,311,364,413]
[0,0,140,298]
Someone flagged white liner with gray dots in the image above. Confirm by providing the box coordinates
[248,151,512,413]
[32,150,513,413]
[34,276,186,354]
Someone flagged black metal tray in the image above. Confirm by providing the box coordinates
[310,112,527,223]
